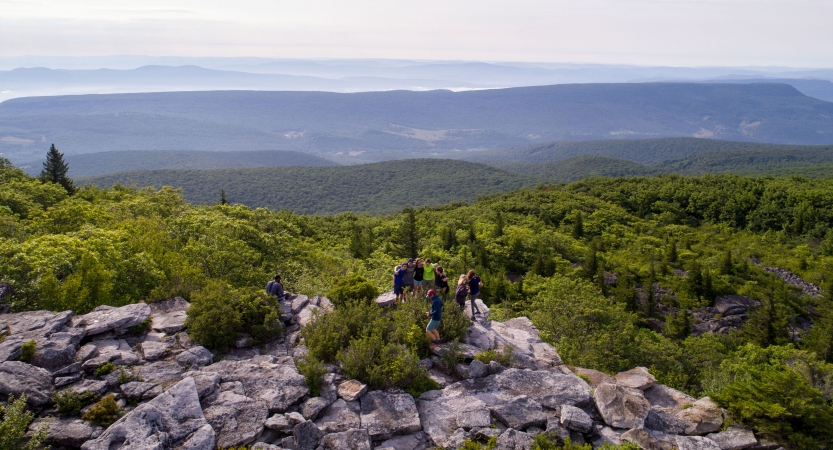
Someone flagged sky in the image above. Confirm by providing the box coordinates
[1,0,832,67]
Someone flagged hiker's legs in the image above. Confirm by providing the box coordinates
[470,293,481,316]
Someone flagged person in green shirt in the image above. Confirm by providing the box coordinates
[423,258,436,291]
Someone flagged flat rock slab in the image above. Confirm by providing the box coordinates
[319,428,372,450]
[676,435,723,450]
[643,384,696,414]
[72,303,151,337]
[706,427,758,450]
[31,331,82,370]
[35,417,103,448]
[176,346,214,367]
[316,399,362,433]
[615,367,657,390]
[338,379,368,402]
[0,310,73,339]
[375,291,397,307]
[593,382,651,429]
[492,395,547,430]
[0,361,53,406]
[417,391,490,448]
[141,340,170,361]
[150,297,190,334]
[360,391,422,440]
[81,377,213,450]
[200,356,309,413]
[136,360,187,384]
[204,391,269,448]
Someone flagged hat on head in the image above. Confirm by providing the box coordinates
[408,258,414,263]
[428,289,436,296]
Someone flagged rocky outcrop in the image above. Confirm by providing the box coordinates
[72,303,151,337]
[593,383,651,429]
[360,391,422,440]
[149,297,190,334]
[0,361,53,406]
[692,295,760,337]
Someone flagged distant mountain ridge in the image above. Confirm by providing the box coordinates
[2,83,833,163]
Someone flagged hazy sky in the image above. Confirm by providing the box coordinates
[2,0,831,67]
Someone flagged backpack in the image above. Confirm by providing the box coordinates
[455,284,468,305]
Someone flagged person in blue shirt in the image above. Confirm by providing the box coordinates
[425,289,444,348]
[393,264,406,302]
[467,270,484,321]
[266,275,285,301]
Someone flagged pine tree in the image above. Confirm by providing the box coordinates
[398,208,419,258]
[572,211,584,239]
[720,249,733,275]
[494,211,504,238]
[220,189,228,205]
[666,240,678,264]
[39,144,74,194]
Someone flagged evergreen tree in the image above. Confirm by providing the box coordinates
[720,249,733,275]
[494,211,504,238]
[666,239,678,264]
[398,208,419,258]
[572,211,584,239]
[442,226,457,251]
[613,269,638,311]
[220,189,228,205]
[39,144,74,194]
[468,222,477,243]
[644,259,656,317]
[584,243,598,279]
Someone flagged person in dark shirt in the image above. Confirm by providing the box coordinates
[425,289,444,348]
[467,270,484,321]
[402,258,416,298]
[434,266,450,300]
[393,264,406,302]
[413,258,425,296]
[265,275,285,301]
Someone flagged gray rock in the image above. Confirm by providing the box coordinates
[492,368,591,408]
[622,428,664,450]
[494,428,534,450]
[149,297,190,334]
[315,399,361,433]
[176,346,214,367]
[706,427,758,450]
[492,395,548,430]
[375,431,432,450]
[714,295,760,316]
[591,425,624,447]
[62,379,109,397]
[289,294,310,314]
[593,382,651,429]
[318,428,372,450]
[72,303,151,337]
[203,391,269,448]
[294,420,323,450]
[468,360,488,378]
[179,424,217,450]
[359,391,421,440]
[300,396,332,421]
[488,360,505,374]
[338,380,367,402]
[0,361,53,406]
[34,417,103,448]
[279,436,296,449]
[264,413,292,432]
[464,299,490,321]
[30,331,80,370]
[136,360,186,384]
[560,404,593,433]
[572,367,615,387]
[417,391,490,448]
[676,397,725,435]
[645,405,687,435]
[615,367,657,390]
[53,362,83,376]
[182,370,221,399]
[457,408,492,430]
[375,291,397,307]
[251,444,281,450]
[676,435,723,450]
[141,340,170,361]
[286,411,306,425]
[472,426,503,441]
[54,373,83,388]
[0,335,24,363]
[81,377,210,450]
[644,384,697,414]
[200,357,309,413]
[75,343,98,362]
[544,417,571,441]
[120,381,160,401]
[0,310,73,338]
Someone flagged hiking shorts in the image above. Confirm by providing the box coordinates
[394,284,404,295]
[426,319,441,331]
[423,279,434,289]
[414,280,423,286]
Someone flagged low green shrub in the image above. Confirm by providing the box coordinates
[438,341,464,377]
[95,361,115,376]
[438,303,472,343]
[327,274,379,307]
[128,317,152,334]
[0,395,49,450]
[460,437,497,450]
[53,390,101,416]
[576,373,591,384]
[117,367,139,384]
[296,356,327,397]
[18,340,36,362]
[186,280,284,352]
[82,394,124,427]
[474,345,514,367]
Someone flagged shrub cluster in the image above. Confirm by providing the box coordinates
[82,395,124,427]
[474,345,514,367]
[327,274,379,307]
[302,296,469,396]
[185,280,283,352]
[53,390,101,416]
[0,395,49,450]
[18,340,36,362]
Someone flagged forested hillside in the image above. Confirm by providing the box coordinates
[20,149,337,178]
[80,159,536,215]
[4,156,833,446]
[3,83,833,162]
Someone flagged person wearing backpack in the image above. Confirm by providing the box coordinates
[266,275,285,301]
[455,274,469,308]
[425,289,444,349]
[467,270,484,320]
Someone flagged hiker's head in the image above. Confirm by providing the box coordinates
[274,274,281,281]
[467,270,476,279]
[436,266,444,274]
[458,274,467,285]
[425,258,431,264]
[428,289,436,297]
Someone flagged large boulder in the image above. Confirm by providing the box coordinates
[706,427,758,450]
[0,310,73,338]
[30,331,82,370]
[359,391,422,440]
[572,367,615,387]
[81,377,214,450]
[492,395,548,430]
[319,428,372,450]
[645,406,687,435]
[621,428,664,450]
[560,404,593,433]
[203,391,269,448]
[200,356,309,413]
[467,317,563,369]
[615,367,657,390]
[33,418,103,448]
[0,361,53,406]
[417,391,491,448]
[491,368,591,408]
[494,428,534,450]
[675,435,723,450]
[338,379,368,402]
[464,299,490,321]
[375,291,397,307]
[593,382,651,429]
[72,303,151,337]
[643,384,696,414]
[316,399,362,433]
[676,397,725,435]
[149,297,190,334]
[300,396,333,421]
[294,420,324,450]
[176,346,214,367]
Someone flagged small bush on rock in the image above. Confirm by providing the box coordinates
[0,395,49,450]
[95,361,115,376]
[296,356,327,397]
[128,317,152,334]
[82,394,124,427]
[54,390,101,416]
[18,340,36,362]
[475,345,513,367]
[327,274,379,307]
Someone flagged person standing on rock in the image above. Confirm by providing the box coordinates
[425,289,444,349]
[435,266,450,300]
[266,275,285,301]
[423,258,436,291]
[467,270,484,320]
[402,258,416,298]
[393,264,406,303]
[413,258,425,296]
[455,274,469,308]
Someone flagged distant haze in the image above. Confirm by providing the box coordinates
[1,1,832,67]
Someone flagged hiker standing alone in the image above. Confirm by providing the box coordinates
[425,289,443,349]
[467,270,484,320]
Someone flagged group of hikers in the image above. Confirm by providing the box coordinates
[264,259,484,350]
[393,258,483,349]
